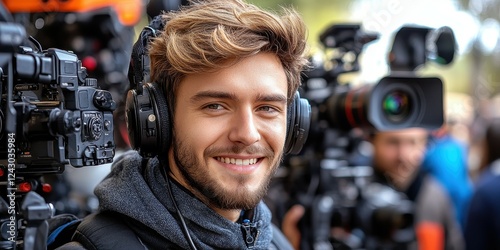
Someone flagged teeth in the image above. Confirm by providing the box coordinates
[217,157,258,165]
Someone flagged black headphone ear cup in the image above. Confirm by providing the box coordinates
[125,89,141,150]
[125,83,171,157]
[148,83,171,155]
[284,95,297,154]
[284,91,311,155]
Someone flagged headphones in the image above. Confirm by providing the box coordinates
[125,14,311,250]
[126,18,310,158]
[125,82,311,157]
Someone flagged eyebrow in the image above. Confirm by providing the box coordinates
[255,92,288,104]
[190,90,287,104]
[190,91,237,104]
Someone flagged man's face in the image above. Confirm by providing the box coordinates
[169,52,288,210]
[371,128,428,190]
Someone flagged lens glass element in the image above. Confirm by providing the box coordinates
[382,90,411,122]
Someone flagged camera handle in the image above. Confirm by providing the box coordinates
[20,191,55,250]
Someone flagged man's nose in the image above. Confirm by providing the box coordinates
[228,108,261,146]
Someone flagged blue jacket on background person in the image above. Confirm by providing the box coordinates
[421,134,473,229]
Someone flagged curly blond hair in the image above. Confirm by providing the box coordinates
[149,0,309,111]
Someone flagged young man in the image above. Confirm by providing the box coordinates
[58,0,309,249]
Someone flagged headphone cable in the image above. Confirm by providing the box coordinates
[162,165,198,250]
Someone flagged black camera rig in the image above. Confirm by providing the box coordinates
[0,20,116,250]
[269,23,456,250]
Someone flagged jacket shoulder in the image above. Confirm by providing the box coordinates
[69,211,147,250]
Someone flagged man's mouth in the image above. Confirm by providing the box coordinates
[215,157,259,165]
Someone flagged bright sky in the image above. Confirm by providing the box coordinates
[348,0,483,83]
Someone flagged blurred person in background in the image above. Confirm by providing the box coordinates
[283,127,465,249]
[464,117,500,250]
[369,128,464,250]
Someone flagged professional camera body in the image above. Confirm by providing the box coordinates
[303,24,451,133]
[4,0,144,150]
[270,23,456,250]
[0,21,116,249]
[0,23,116,172]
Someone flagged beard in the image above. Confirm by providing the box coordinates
[171,136,283,210]
[374,158,420,191]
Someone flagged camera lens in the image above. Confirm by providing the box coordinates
[382,90,411,122]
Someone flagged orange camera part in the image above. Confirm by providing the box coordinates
[3,0,143,26]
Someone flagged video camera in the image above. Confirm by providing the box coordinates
[303,24,453,133]
[271,23,456,249]
[0,23,116,172]
[0,21,116,250]
[4,0,144,150]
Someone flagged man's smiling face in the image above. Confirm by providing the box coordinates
[168,52,288,213]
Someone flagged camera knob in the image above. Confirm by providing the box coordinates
[93,90,116,111]
[50,109,81,135]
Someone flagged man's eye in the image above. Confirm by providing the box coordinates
[258,106,279,113]
[204,104,223,110]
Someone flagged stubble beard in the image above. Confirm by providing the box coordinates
[172,137,283,210]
